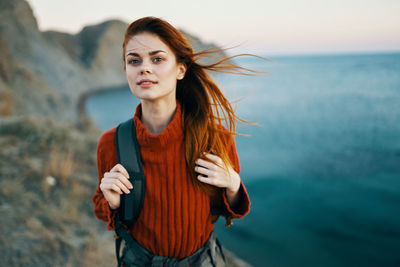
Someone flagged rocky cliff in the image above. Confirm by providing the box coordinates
[0,0,227,123]
[0,0,249,266]
[0,0,129,121]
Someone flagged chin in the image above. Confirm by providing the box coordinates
[133,93,162,102]
[130,89,154,99]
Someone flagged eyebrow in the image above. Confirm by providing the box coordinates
[126,50,166,57]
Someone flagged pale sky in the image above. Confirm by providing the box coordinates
[27,0,400,55]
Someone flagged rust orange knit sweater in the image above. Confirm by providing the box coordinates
[92,102,250,259]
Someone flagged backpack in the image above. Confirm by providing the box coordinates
[114,118,144,267]
[115,118,145,228]
[113,117,229,266]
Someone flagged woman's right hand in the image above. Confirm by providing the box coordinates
[100,163,133,210]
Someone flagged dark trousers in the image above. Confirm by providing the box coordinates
[120,232,226,267]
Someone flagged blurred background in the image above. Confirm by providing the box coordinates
[0,0,399,266]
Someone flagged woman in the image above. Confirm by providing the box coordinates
[92,16,251,267]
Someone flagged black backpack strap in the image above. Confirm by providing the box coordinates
[114,118,146,266]
[115,218,137,267]
[115,225,123,267]
[115,118,145,227]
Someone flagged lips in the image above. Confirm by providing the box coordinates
[137,79,158,85]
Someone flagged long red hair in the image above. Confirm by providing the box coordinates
[122,17,258,196]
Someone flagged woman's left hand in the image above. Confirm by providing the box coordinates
[195,153,241,196]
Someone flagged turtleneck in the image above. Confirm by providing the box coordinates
[129,101,214,257]
[133,101,183,149]
[93,101,250,259]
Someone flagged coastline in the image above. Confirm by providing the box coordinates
[77,83,129,128]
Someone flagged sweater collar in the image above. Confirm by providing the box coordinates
[133,102,184,148]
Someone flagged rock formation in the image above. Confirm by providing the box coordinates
[0,0,249,266]
[0,0,227,123]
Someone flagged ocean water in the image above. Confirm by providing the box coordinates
[86,52,400,267]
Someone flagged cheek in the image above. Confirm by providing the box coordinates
[126,70,139,93]
[160,63,179,81]
[126,68,137,81]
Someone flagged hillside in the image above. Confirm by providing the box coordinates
[0,0,227,123]
[0,0,250,266]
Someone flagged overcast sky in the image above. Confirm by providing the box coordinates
[27,0,400,55]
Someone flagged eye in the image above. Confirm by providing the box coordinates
[153,57,163,63]
[128,58,140,65]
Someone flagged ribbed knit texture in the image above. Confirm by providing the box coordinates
[93,102,250,259]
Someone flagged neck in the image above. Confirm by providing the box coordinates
[140,99,177,135]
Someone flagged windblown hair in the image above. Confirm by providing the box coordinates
[122,17,258,196]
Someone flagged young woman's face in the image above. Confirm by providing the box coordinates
[124,32,186,104]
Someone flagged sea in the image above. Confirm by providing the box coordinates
[86,52,400,267]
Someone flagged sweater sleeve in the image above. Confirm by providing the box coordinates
[221,133,251,227]
[92,129,118,230]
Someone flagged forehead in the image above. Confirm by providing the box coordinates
[125,32,172,55]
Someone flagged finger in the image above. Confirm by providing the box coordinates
[100,178,130,194]
[110,183,123,194]
[113,179,131,194]
[102,181,125,194]
[195,158,217,170]
[104,172,133,189]
[110,164,129,178]
[195,165,214,177]
[197,175,214,185]
[202,153,223,164]
[101,182,123,194]
[115,172,133,189]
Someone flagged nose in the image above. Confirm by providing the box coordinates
[140,60,152,74]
